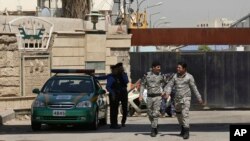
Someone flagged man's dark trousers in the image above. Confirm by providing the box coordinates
[119,90,128,124]
[109,94,119,127]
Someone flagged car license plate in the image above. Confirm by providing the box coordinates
[53,110,66,117]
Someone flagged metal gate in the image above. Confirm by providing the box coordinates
[130,52,250,109]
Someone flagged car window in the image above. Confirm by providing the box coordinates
[97,81,102,90]
[42,77,94,94]
[94,79,102,91]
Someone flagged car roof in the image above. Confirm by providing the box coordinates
[51,74,93,79]
[50,69,95,79]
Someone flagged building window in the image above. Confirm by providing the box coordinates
[86,62,105,70]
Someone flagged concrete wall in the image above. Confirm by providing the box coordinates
[0,16,108,33]
[0,96,35,110]
[85,31,107,74]
[51,30,132,75]
[106,34,131,75]
[52,32,86,69]
[22,54,50,96]
[0,16,84,33]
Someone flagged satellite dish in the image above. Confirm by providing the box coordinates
[40,8,51,17]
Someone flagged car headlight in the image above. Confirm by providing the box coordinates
[33,100,45,108]
[76,101,92,108]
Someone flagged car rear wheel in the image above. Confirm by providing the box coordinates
[90,111,99,130]
[128,104,136,117]
[99,108,107,125]
[31,121,41,131]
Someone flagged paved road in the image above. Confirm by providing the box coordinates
[1,111,250,141]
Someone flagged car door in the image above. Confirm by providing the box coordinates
[94,80,106,118]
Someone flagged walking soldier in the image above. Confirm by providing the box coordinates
[139,61,167,137]
[164,62,204,139]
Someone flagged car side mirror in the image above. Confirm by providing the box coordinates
[32,88,40,94]
[98,89,106,95]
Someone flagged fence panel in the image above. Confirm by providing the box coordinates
[130,52,250,108]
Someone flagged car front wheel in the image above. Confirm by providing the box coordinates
[31,121,41,131]
[90,111,99,130]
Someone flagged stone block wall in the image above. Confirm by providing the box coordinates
[0,34,19,97]
[0,34,51,97]
[0,34,51,109]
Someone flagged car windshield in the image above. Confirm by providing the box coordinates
[41,77,94,94]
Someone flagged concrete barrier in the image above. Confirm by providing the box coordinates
[0,96,35,110]
[0,109,15,125]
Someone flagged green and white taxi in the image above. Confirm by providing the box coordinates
[31,69,108,131]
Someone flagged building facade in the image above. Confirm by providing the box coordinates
[197,18,234,28]
[0,0,37,15]
[0,13,131,109]
[230,13,250,51]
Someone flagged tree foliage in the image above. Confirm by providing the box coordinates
[62,0,90,19]
[198,45,212,52]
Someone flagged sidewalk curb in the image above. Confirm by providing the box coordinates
[0,110,15,125]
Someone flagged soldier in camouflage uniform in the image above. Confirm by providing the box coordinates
[139,61,167,137]
[164,62,203,139]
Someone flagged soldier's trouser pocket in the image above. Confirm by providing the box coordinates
[147,96,161,117]
[147,96,161,128]
[174,97,191,128]
[175,97,191,112]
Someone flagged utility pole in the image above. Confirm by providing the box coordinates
[135,0,146,52]
[123,0,126,22]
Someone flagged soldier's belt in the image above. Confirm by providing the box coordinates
[147,93,161,97]
[176,95,184,99]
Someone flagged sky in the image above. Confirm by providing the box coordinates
[131,0,250,27]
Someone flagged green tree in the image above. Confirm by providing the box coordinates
[62,0,90,19]
[198,45,212,52]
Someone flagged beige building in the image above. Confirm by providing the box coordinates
[0,0,37,15]
[0,0,37,11]
[0,0,132,110]
[0,0,114,17]
[230,13,250,51]
[197,18,234,28]
[0,15,131,110]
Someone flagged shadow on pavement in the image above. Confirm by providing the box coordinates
[0,123,231,135]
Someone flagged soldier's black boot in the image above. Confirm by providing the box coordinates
[150,128,156,137]
[183,127,190,139]
[179,125,184,136]
[154,128,158,135]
